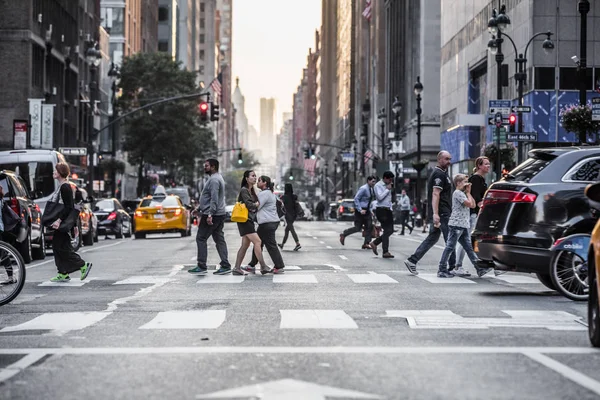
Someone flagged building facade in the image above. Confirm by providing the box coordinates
[232,77,249,149]
[157,0,178,58]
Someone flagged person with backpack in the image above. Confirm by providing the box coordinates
[279,183,302,251]
[243,176,286,274]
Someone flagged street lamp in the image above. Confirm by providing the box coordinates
[85,42,101,197]
[391,96,402,192]
[324,161,329,203]
[107,62,120,196]
[578,0,590,145]
[361,98,370,176]
[377,108,386,165]
[333,158,338,201]
[414,77,424,210]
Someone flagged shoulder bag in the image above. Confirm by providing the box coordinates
[231,202,248,223]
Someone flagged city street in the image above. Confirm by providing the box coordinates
[0,220,599,400]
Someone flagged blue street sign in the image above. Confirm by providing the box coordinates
[593,98,600,121]
[488,99,512,116]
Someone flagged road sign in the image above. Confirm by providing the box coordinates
[59,147,87,156]
[507,132,538,141]
[511,105,532,113]
[492,127,507,145]
[593,98,600,121]
[341,152,354,163]
[488,117,509,125]
[488,99,512,115]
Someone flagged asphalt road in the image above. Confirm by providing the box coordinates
[0,220,598,400]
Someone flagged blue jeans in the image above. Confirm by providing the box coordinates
[456,213,478,267]
[439,226,480,272]
[408,214,455,268]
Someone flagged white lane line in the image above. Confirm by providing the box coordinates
[524,351,600,396]
[324,263,347,271]
[285,266,302,270]
[338,255,348,260]
[26,241,125,269]
[417,273,475,284]
[319,241,325,244]
[313,236,318,239]
[1,347,598,355]
[0,353,48,383]
[280,310,358,329]
[38,278,97,287]
[326,246,332,249]
[197,275,245,284]
[140,310,226,330]
[114,276,173,285]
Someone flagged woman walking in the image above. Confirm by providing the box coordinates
[48,162,92,282]
[453,156,490,276]
[279,183,301,251]
[232,170,271,275]
[243,176,286,274]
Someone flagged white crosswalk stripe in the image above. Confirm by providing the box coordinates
[38,278,98,287]
[139,310,226,329]
[415,273,476,284]
[273,274,318,283]
[0,312,111,333]
[280,310,358,329]
[347,273,398,283]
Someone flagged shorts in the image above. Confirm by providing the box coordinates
[237,220,256,236]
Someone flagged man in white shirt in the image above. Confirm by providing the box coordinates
[369,171,395,258]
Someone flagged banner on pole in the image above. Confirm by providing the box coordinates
[41,104,55,149]
[28,99,43,148]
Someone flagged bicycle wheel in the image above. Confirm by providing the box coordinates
[550,250,589,301]
[0,240,26,306]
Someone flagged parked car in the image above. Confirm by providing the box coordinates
[472,147,600,289]
[78,188,98,246]
[585,182,600,347]
[94,198,133,238]
[0,170,45,262]
[337,199,355,221]
[225,204,234,222]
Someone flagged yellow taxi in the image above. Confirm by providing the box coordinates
[134,186,191,239]
[585,182,600,347]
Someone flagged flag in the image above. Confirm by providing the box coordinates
[363,149,373,165]
[210,73,222,101]
[362,0,372,20]
[304,158,317,176]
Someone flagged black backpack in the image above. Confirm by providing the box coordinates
[276,198,286,218]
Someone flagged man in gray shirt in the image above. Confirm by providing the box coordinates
[188,159,231,275]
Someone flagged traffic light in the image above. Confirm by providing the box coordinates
[238,151,243,165]
[310,147,316,160]
[199,102,209,123]
[210,102,220,121]
[303,148,309,159]
[508,113,517,133]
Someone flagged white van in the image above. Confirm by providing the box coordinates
[0,150,67,212]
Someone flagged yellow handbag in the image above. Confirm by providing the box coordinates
[231,202,249,223]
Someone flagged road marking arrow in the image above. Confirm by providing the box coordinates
[196,378,383,399]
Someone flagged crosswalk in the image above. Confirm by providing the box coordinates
[0,308,586,333]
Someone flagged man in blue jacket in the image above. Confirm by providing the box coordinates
[339,175,376,249]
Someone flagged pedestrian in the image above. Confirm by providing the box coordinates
[437,174,492,278]
[455,156,491,275]
[243,176,285,274]
[404,151,455,275]
[399,189,413,235]
[369,171,395,258]
[316,200,326,221]
[231,170,272,275]
[188,159,232,275]
[279,183,302,251]
[48,162,93,282]
[421,199,428,233]
[339,175,376,249]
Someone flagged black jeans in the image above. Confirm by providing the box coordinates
[53,230,86,274]
[408,214,456,268]
[282,218,299,245]
[249,222,285,268]
[372,208,393,253]
[196,214,230,268]
[342,210,372,244]
[400,210,413,234]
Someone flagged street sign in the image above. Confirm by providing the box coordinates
[488,117,509,125]
[488,99,512,115]
[507,132,538,141]
[391,140,403,154]
[593,98,600,121]
[492,127,507,144]
[511,105,532,113]
[59,147,87,156]
[341,152,354,162]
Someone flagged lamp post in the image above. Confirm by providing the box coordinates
[108,62,120,196]
[361,98,370,177]
[414,77,424,208]
[391,96,402,190]
[333,158,338,201]
[85,43,101,198]
[578,0,590,144]
[377,108,386,167]
[324,161,329,203]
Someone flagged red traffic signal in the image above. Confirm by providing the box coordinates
[199,101,209,122]
[509,114,516,124]
[199,102,209,112]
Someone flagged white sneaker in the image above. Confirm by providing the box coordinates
[452,266,471,277]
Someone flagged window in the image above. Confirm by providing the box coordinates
[200,18,205,29]
[200,2,205,12]
[199,50,205,60]
[198,65,204,74]
[534,67,555,90]
[560,67,593,90]
[563,158,600,182]
[111,8,125,35]
[199,34,205,44]
[505,157,551,183]
[158,40,169,52]
[140,196,180,208]
[0,162,55,198]
[95,199,115,212]
[158,6,169,22]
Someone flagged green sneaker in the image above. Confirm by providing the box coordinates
[188,266,208,275]
[80,262,93,280]
[50,273,71,282]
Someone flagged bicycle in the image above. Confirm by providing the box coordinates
[550,233,590,301]
[0,240,26,306]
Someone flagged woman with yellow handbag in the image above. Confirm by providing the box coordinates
[232,170,272,275]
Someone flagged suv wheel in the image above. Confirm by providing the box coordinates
[536,272,557,291]
[115,223,124,239]
[124,223,132,238]
[19,230,32,263]
[32,230,46,260]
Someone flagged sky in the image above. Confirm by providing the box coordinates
[232,0,322,132]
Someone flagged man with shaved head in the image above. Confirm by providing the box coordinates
[404,151,456,277]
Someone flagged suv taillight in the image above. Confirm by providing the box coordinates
[10,198,19,214]
[339,206,344,213]
[107,212,117,221]
[482,189,537,207]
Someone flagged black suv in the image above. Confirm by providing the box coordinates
[472,147,600,288]
[0,170,45,262]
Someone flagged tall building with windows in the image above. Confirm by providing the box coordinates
[232,77,249,148]
[158,0,178,58]
[260,97,277,166]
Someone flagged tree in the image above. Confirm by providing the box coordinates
[221,149,261,204]
[116,52,216,196]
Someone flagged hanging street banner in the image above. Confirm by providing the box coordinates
[341,152,355,162]
[41,103,55,149]
[13,120,28,150]
[28,98,43,148]
[593,98,600,121]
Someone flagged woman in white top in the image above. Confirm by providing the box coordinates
[243,176,286,274]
